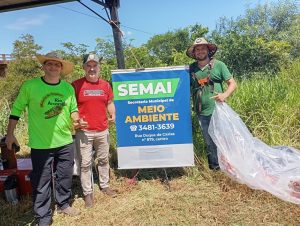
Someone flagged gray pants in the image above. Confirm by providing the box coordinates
[75,129,110,196]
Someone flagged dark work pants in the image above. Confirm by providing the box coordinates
[197,114,220,169]
[30,142,74,226]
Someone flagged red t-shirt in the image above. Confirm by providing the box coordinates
[72,77,113,131]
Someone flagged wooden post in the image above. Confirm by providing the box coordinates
[108,1,125,69]
[0,54,8,77]
[84,0,126,69]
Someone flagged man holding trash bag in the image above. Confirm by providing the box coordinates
[187,38,237,170]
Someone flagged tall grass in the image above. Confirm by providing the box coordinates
[0,98,10,137]
[0,97,30,156]
[229,59,300,147]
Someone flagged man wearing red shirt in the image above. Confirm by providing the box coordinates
[72,53,116,208]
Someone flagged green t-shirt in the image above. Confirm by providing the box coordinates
[11,77,78,149]
[190,59,232,116]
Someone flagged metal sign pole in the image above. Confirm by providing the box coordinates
[162,168,171,191]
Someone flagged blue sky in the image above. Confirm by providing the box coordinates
[0,0,269,54]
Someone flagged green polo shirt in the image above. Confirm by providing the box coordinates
[190,59,232,116]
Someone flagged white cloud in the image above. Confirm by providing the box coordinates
[6,14,49,30]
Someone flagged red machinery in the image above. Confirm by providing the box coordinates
[0,136,32,198]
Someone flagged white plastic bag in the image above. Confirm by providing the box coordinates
[73,139,80,176]
[208,102,300,204]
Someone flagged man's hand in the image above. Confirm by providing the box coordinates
[108,114,115,124]
[5,134,19,151]
[211,78,237,102]
[73,118,88,129]
[211,92,228,102]
[107,101,116,124]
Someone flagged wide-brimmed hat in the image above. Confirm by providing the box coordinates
[36,51,74,75]
[186,37,217,59]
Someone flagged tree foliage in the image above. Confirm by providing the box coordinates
[124,45,166,69]
[211,0,299,77]
[8,34,42,78]
[282,14,300,58]
[213,33,291,76]
[59,42,89,65]
[95,37,117,65]
[1,0,299,85]
[3,34,43,103]
[145,24,208,65]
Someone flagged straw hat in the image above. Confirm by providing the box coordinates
[186,37,217,59]
[36,51,74,75]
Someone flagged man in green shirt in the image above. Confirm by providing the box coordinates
[5,52,85,226]
[187,38,237,170]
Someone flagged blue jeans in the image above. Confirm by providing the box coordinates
[197,114,219,170]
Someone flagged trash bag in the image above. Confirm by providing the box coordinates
[73,137,80,176]
[208,102,300,204]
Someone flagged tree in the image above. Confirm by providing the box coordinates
[12,34,42,59]
[211,0,298,77]
[3,34,43,102]
[9,34,42,78]
[217,0,299,40]
[59,42,89,65]
[95,37,117,64]
[146,27,189,65]
[212,32,291,76]
[282,15,300,58]
[190,24,209,41]
[145,24,209,65]
[124,45,165,69]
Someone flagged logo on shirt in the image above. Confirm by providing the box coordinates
[84,90,104,96]
[40,93,66,119]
